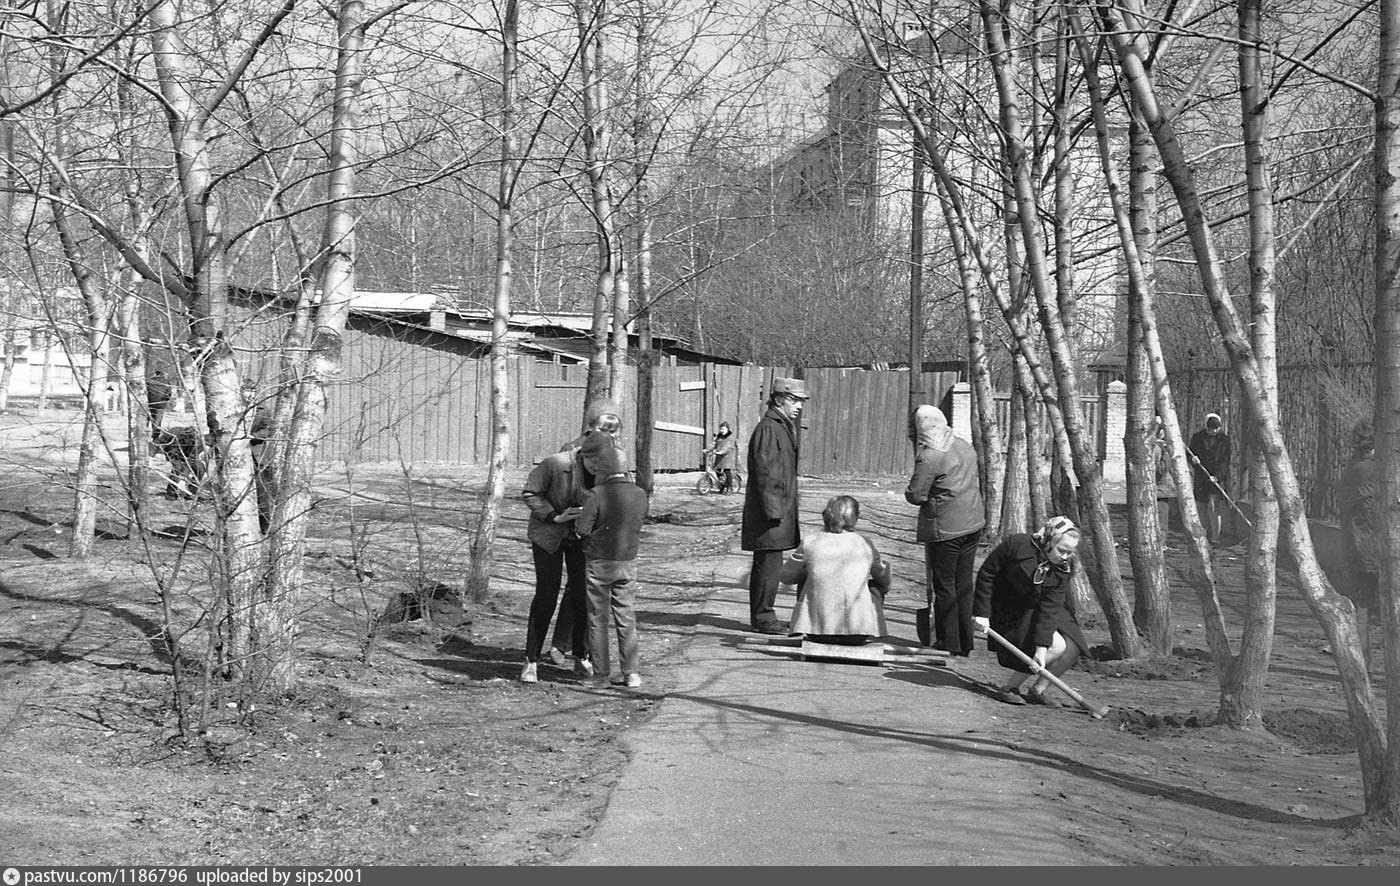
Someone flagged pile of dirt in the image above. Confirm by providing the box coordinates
[1081,645,1214,681]
[1263,707,1358,755]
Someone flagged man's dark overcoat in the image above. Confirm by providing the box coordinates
[741,406,800,551]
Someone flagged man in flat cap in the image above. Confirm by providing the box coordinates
[741,376,810,634]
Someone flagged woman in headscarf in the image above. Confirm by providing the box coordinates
[1336,418,1379,669]
[972,516,1090,706]
[904,404,985,655]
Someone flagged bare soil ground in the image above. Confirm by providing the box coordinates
[2,407,1398,865]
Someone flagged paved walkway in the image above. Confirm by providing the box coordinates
[562,552,1102,866]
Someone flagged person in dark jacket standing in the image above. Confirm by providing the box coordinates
[1188,412,1231,544]
[972,516,1090,707]
[575,430,650,689]
[520,440,591,684]
[741,377,809,634]
[147,368,172,432]
[1336,418,1379,669]
[905,404,985,656]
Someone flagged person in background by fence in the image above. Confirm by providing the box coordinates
[905,403,985,656]
[742,377,809,635]
[147,368,171,432]
[1188,412,1231,544]
[783,495,890,645]
[710,421,736,492]
[973,515,1090,707]
[1336,418,1379,670]
[245,380,274,533]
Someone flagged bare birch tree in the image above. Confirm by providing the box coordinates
[465,0,520,602]
[1096,0,1395,817]
[1374,0,1400,825]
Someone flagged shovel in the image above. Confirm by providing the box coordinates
[983,626,1110,719]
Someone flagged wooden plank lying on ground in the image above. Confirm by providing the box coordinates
[739,637,948,667]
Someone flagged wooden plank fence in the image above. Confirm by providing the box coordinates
[228,310,965,476]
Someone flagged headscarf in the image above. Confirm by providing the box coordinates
[909,404,955,452]
[1030,515,1079,585]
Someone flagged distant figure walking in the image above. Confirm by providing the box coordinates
[1188,413,1231,544]
[146,368,172,432]
[1336,418,1380,669]
[783,495,890,645]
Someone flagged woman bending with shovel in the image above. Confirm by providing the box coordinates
[972,516,1091,708]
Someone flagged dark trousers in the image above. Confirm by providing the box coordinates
[749,549,787,628]
[525,538,588,661]
[924,530,982,656]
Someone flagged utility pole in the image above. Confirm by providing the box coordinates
[908,119,926,415]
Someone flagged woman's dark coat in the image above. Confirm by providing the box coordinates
[973,533,1088,673]
[741,407,800,551]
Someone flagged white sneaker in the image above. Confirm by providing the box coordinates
[544,647,569,668]
[574,658,594,677]
[519,661,538,683]
[624,673,642,689]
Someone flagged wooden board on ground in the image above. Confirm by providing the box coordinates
[739,636,948,667]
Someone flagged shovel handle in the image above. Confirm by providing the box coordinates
[983,626,1109,719]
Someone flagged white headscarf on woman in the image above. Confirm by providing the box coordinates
[1030,515,1080,584]
[909,404,956,452]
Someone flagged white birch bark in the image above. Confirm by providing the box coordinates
[1098,0,1389,812]
[466,0,519,602]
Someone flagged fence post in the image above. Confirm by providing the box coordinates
[951,381,973,442]
[1102,379,1127,488]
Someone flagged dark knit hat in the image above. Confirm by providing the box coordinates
[579,429,623,476]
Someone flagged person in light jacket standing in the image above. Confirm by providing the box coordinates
[905,403,985,656]
[741,377,809,635]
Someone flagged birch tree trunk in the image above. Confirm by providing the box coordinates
[149,0,265,690]
[466,0,519,602]
[852,8,1092,581]
[1373,0,1400,824]
[1069,6,1227,673]
[981,0,1141,657]
[253,0,363,691]
[51,200,109,559]
[115,54,153,538]
[932,169,1004,536]
[632,3,656,494]
[41,0,108,559]
[1002,381,1031,534]
[576,0,622,420]
[1220,0,1280,728]
[0,35,14,415]
[1099,0,1390,814]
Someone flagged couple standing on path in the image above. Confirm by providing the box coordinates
[520,404,648,689]
[742,380,1087,705]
